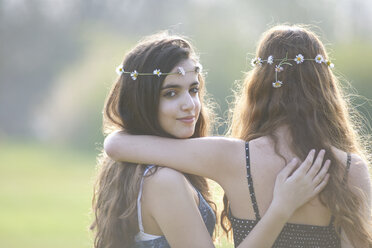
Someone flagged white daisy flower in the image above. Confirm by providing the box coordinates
[195,63,203,73]
[116,64,125,75]
[272,80,283,88]
[315,54,324,64]
[326,60,335,68]
[275,65,284,72]
[294,54,304,64]
[251,58,256,67]
[177,67,186,76]
[267,55,274,64]
[131,70,138,80]
[256,57,263,66]
[153,69,162,77]
[251,57,263,67]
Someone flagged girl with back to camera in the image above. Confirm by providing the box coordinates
[104,25,372,247]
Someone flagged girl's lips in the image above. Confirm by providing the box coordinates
[177,116,195,123]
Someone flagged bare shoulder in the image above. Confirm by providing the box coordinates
[248,136,285,179]
[331,147,370,185]
[142,167,201,221]
[349,153,369,177]
[348,154,371,193]
[249,136,282,160]
[143,167,188,192]
[332,147,371,201]
[250,136,275,150]
[347,153,372,221]
[141,167,198,216]
[249,136,285,171]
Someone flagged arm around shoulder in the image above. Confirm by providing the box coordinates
[104,131,246,182]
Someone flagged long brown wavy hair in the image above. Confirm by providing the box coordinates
[221,25,372,246]
[91,33,216,248]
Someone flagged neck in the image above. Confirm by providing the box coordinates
[270,125,298,160]
[273,125,292,143]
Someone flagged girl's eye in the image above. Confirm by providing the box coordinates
[163,90,176,97]
[190,87,199,94]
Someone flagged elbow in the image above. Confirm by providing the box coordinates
[103,133,120,161]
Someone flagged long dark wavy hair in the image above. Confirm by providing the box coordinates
[221,25,372,246]
[91,32,216,248]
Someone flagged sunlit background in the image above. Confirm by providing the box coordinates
[1,0,372,247]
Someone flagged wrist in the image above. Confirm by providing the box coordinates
[269,199,295,221]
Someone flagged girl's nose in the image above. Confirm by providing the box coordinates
[181,93,195,111]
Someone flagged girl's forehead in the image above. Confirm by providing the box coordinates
[170,58,198,73]
[162,59,200,86]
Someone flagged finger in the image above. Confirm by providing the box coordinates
[307,149,326,178]
[312,173,330,196]
[312,160,330,186]
[294,149,315,176]
[278,158,299,179]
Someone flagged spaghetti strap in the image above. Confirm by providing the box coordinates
[328,215,335,226]
[346,153,351,174]
[245,142,261,220]
[343,153,351,184]
[137,165,155,233]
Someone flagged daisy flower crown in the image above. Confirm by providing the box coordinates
[116,64,202,80]
[251,54,334,88]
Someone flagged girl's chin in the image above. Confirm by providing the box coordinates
[172,130,195,139]
[174,134,193,139]
[165,125,196,139]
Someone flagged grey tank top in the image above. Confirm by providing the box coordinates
[134,165,216,248]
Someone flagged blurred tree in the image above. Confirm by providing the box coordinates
[0,0,371,150]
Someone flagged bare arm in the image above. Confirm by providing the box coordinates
[104,131,245,182]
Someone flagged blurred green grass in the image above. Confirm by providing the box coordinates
[0,140,233,248]
[0,140,96,248]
